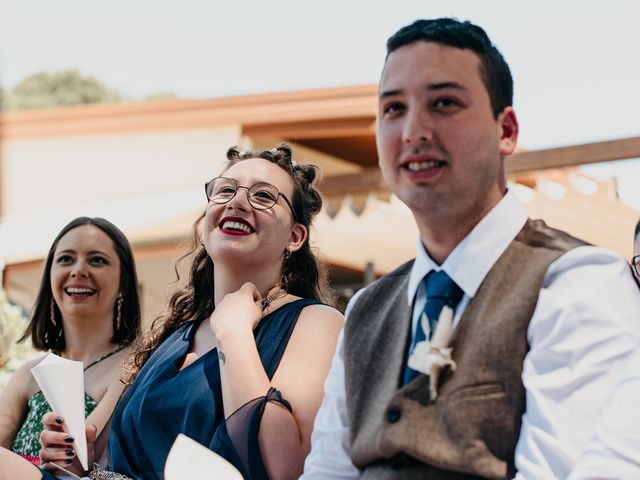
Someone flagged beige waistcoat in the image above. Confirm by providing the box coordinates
[344,219,586,479]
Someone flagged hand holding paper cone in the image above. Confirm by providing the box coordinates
[31,353,90,471]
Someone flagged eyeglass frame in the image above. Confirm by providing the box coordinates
[632,255,640,276]
[204,176,299,222]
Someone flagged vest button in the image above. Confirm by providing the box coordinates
[391,455,410,470]
[386,406,401,423]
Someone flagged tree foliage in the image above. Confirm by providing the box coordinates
[0,70,179,112]
[4,70,121,111]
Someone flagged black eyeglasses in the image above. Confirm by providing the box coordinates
[632,255,640,276]
[205,177,298,221]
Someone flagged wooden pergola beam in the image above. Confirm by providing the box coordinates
[507,136,640,173]
[320,136,640,196]
[319,168,388,197]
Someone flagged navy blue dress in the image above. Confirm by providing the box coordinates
[108,298,318,480]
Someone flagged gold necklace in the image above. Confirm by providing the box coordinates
[261,286,287,310]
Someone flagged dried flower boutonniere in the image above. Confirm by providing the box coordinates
[407,305,456,400]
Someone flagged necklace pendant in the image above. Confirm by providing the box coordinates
[261,287,286,311]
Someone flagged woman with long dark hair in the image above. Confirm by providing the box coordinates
[0,217,141,466]
[29,144,343,480]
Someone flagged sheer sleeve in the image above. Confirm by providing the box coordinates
[209,387,292,480]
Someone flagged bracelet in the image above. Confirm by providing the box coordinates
[88,470,132,480]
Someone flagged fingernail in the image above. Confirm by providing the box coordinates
[55,417,64,424]
[64,436,74,443]
[65,460,74,465]
[65,450,74,457]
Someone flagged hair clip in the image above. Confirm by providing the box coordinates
[270,148,278,154]
[291,160,298,168]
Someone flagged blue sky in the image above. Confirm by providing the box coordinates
[1,1,638,161]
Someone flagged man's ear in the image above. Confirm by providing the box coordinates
[288,223,308,253]
[498,106,519,157]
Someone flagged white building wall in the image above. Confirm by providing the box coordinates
[2,125,242,217]
[1,125,243,324]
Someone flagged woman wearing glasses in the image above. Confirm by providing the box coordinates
[31,144,344,480]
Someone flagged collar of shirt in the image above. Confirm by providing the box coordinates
[406,189,528,308]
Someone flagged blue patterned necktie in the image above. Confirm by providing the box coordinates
[403,270,464,385]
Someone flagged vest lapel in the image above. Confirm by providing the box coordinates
[345,263,414,458]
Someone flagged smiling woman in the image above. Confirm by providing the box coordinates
[50,226,122,325]
[25,144,344,480]
[0,217,141,467]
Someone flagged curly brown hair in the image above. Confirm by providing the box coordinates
[123,143,331,383]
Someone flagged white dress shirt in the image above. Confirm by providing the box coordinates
[302,191,640,479]
[567,345,640,479]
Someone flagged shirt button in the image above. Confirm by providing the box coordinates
[386,406,401,423]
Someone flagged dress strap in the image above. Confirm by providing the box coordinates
[84,344,127,371]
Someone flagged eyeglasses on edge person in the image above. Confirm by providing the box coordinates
[632,255,640,276]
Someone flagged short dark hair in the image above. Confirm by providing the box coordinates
[635,218,640,239]
[20,217,141,351]
[386,18,513,118]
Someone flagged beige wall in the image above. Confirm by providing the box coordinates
[2,126,241,217]
[2,124,243,325]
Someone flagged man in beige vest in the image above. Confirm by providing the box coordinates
[302,18,640,479]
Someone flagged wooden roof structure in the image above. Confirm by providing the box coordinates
[2,84,639,269]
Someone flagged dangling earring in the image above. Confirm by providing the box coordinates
[281,248,292,291]
[116,293,124,331]
[50,299,57,326]
[282,274,290,291]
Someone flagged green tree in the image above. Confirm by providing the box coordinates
[6,70,121,110]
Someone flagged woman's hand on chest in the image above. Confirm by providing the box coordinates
[209,283,263,343]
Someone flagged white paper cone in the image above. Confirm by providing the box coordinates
[31,353,89,470]
[165,434,242,480]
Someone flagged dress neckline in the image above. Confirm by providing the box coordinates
[188,297,306,340]
[31,389,97,404]
[52,343,127,372]
[177,298,308,372]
